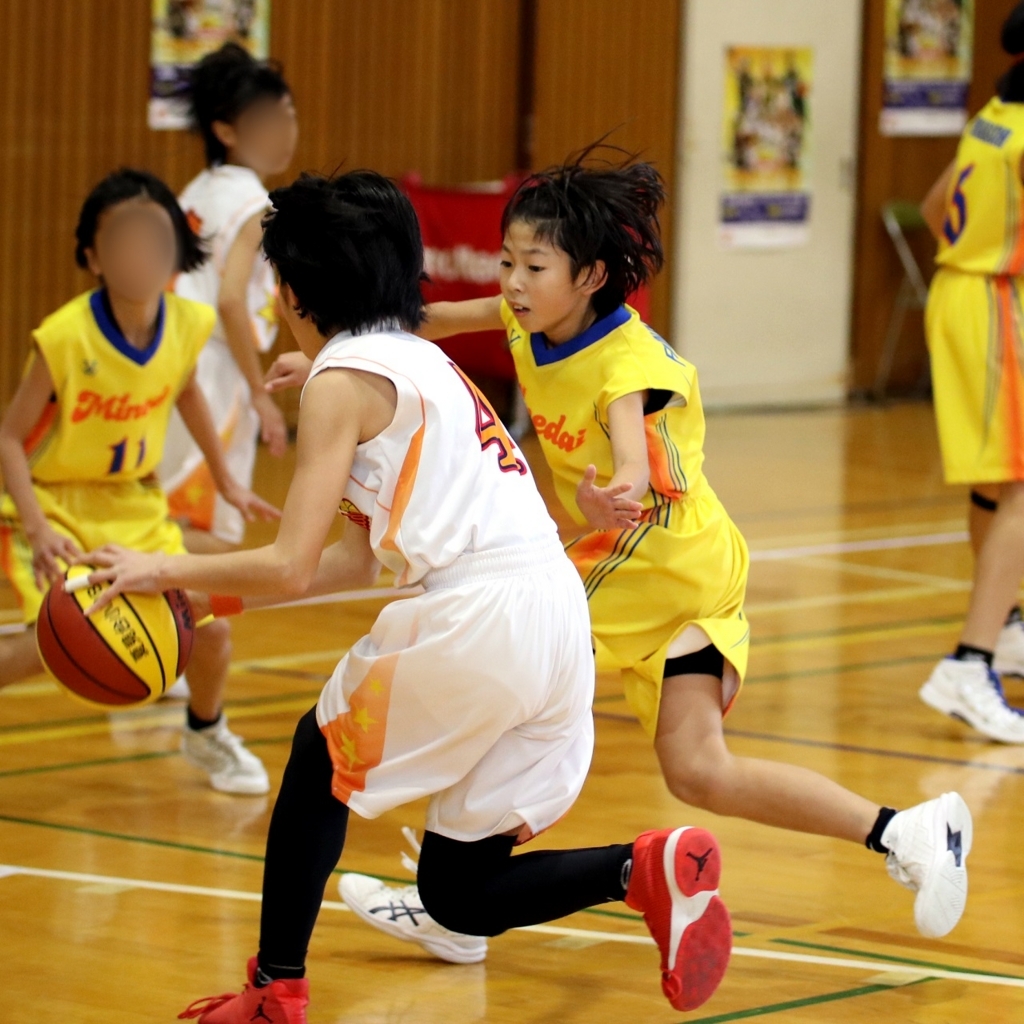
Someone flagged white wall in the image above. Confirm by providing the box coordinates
[672,0,864,407]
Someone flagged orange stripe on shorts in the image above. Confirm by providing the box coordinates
[995,278,1024,479]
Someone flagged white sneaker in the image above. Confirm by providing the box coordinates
[339,873,488,964]
[181,715,270,795]
[881,792,972,938]
[994,620,1024,677]
[919,657,1024,743]
[163,675,191,700]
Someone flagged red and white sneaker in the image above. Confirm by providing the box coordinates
[625,826,731,1012]
[179,958,309,1023]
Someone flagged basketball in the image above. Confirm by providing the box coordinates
[35,564,196,707]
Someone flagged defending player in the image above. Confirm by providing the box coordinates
[0,168,278,795]
[82,170,734,1021]
[917,2,1024,743]
[160,42,297,553]
[265,150,974,959]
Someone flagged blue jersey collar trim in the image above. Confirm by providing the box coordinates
[530,305,631,366]
[90,289,165,367]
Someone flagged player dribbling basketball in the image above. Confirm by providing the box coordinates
[84,170,734,1021]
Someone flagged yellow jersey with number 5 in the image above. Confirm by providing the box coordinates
[937,97,1024,275]
[24,290,214,484]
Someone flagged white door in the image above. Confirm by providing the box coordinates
[672,0,863,406]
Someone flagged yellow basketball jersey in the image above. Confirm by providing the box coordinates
[937,97,1024,275]
[501,300,708,524]
[25,290,214,484]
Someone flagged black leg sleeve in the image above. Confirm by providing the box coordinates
[258,706,349,975]
[417,830,633,937]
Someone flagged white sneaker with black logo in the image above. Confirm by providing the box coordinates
[339,828,487,964]
[881,792,972,938]
[181,715,270,795]
[339,874,488,964]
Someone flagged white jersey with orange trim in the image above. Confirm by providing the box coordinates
[304,326,559,587]
[158,164,279,544]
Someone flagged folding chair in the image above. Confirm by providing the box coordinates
[872,200,931,400]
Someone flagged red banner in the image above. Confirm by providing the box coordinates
[403,174,650,381]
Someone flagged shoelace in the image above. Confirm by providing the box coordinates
[178,989,243,1019]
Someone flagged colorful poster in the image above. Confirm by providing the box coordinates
[880,0,973,137]
[720,46,813,249]
[149,0,271,130]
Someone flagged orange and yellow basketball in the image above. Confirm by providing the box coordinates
[36,563,195,707]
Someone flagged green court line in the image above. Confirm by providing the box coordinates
[772,938,1024,981]
[0,734,295,779]
[684,979,931,1024]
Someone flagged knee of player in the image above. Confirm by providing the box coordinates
[418,867,502,938]
[660,743,731,810]
[196,617,232,656]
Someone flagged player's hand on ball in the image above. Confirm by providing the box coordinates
[73,545,169,615]
[26,523,82,590]
[576,464,644,531]
[264,350,313,394]
[220,477,282,523]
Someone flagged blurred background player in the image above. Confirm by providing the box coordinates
[160,42,297,559]
[918,1,1024,744]
[0,168,278,794]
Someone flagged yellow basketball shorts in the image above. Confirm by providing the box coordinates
[565,489,750,737]
[0,476,186,624]
[927,267,1024,484]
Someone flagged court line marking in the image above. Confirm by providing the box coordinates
[1,864,1021,989]
[747,530,968,562]
[0,526,971,637]
[685,980,929,1024]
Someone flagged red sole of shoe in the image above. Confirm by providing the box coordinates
[662,828,731,1012]
[663,895,732,1012]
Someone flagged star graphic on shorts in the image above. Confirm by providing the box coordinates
[257,291,278,327]
[352,707,377,733]
[339,732,363,769]
[369,678,384,695]
[947,824,963,867]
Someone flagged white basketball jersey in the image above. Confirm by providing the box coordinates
[304,329,559,586]
[175,164,278,354]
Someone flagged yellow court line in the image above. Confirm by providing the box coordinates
[752,620,959,653]
[789,555,971,592]
[0,696,318,747]
[745,519,967,551]
[231,647,350,672]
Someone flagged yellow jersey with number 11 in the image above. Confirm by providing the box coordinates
[24,290,214,485]
[937,97,1024,275]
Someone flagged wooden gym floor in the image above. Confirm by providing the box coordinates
[2,400,1024,1023]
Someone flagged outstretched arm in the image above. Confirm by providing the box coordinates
[416,296,504,340]
[218,213,288,457]
[84,368,372,610]
[175,370,281,523]
[575,391,648,531]
[0,352,81,586]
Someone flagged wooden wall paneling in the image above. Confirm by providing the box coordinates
[849,0,1020,394]
[530,0,682,337]
[0,0,525,413]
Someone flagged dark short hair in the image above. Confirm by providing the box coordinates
[187,42,290,165]
[74,168,206,272]
[1004,1,1024,54]
[501,144,666,318]
[262,171,426,336]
